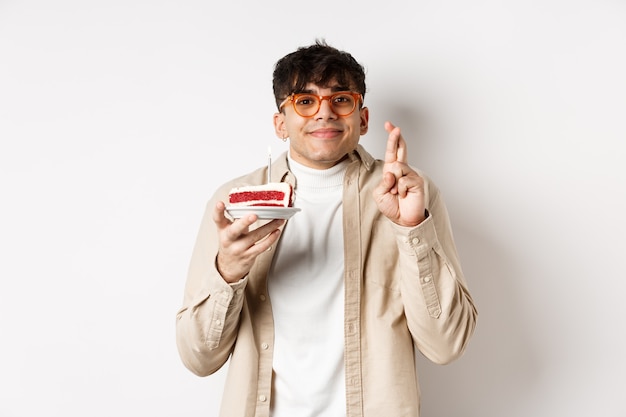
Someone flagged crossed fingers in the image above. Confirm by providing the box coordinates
[384,121,407,166]
[384,121,411,194]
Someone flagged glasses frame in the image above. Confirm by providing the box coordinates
[278,91,363,118]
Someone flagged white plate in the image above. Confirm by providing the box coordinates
[226,206,301,220]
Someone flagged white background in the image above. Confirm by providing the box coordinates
[1,0,625,416]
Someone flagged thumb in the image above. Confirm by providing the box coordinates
[373,171,397,200]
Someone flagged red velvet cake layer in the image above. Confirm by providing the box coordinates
[229,191,287,204]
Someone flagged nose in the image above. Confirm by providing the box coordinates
[314,97,338,120]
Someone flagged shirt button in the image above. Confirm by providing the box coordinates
[261,343,269,350]
[412,237,420,245]
[215,319,222,326]
[259,395,267,402]
[423,276,431,283]
[236,289,243,295]
[259,294,266,301]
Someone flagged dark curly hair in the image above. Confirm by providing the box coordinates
[272,39,367,110]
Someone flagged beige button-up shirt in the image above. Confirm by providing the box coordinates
[176,145,477,417]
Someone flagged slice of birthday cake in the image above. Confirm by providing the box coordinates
[228,183,294,207]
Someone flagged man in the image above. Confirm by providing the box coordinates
[176,40,477,417]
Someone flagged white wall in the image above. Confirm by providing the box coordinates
[1,1,624,416]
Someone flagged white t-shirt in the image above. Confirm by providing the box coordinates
[268,155,348,417]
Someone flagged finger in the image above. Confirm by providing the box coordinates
[396,133,407,164]
[386,161,407,183]
[396,175,411,198]
[384,121,409,164]
[212,201,231,229]
[384,123,401,164]
[396,171,423,197]
[213,201,258,229]
[388,123,407,164]
[246,219,285,245]
[226,218,284,254]
[247,227,282,254]
[227,213,264,241]
[373,171,398,200]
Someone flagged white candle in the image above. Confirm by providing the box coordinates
[267,146,271,183]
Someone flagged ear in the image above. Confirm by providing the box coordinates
[273,112,288,139]
[359,107,369,135]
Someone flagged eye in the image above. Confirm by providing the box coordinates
[332,94,354,105]
[295,95,317,106]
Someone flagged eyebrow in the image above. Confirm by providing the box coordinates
[298,85,352,94]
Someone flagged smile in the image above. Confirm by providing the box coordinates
[309,128,343,139]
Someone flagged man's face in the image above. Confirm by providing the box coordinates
[273,82,369,170]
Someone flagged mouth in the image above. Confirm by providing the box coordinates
[308,127,343,139]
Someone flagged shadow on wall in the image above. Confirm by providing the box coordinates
[416,218,542,416]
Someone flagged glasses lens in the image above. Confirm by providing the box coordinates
[293,94,319,117]
[330,93,357,116]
